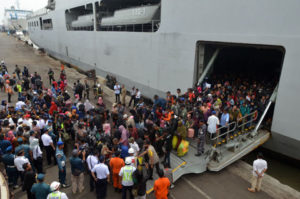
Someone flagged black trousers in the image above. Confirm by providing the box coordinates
[149,162,160,178]
[122,185,133,199]
[89,171,95,191]
[128,96,135,107]
[26,189,36,199]
[115,94,120,103]
[96,178,107,199]
[45,146,56,165]
[33,157,43,174]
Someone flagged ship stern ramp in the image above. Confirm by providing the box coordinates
[146,127,270,194]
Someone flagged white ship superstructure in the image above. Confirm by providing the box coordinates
[27,0,300,162]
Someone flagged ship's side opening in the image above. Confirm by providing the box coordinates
[195,42,285,130]
[95,0,161,32]
[65,4,94,31]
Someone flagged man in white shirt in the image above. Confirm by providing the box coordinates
[91,156,110,199]
[41,129,56,165]
[114,82,121,103]
[207,111,219,143]
[14,150,29,183]
[248,152,268,192]
[134,88,141,106]
[86,150,99,192]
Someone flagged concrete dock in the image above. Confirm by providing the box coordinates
[0,33,299,199]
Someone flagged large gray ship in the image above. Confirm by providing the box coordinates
[26,0,300,162]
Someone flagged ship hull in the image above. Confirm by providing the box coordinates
[27,0,300,161]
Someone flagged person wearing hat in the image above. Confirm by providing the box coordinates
[109,151,125,192]
[0,133,11,154]
[69,149,86,194]
[31,174,51,199]
[47,181,68,199]
[15,137,30,160]
[248,152,268,193]
[2,145,18,188]
[127,147,137,168]
[195,120,207,156]
[22,162,36,199]
[119,156,136,199]
[91,156,110,199]
[207,110,220,144]
[14,149,29,185]
[56,139,68,188]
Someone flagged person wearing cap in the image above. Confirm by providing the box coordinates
[41,128,56,165]
[0,133,11,153]
[2,145,18,188]
[22,162,36,199]
[109,151,125,192]
[119,156,136,199]
[195,120,207,156]
[15,137,30,160]
[248,152,268,193]
[31,173,51,199]
[56,139,68,188]
[31,138,43,173]
[91,156,110,199]
[69,149,86,194]
[14,149,29,185]
[47,181,68,199]
[127,148,137,168]
[154,169,171,199]
[207,110,220,144]
[87,150,99,192]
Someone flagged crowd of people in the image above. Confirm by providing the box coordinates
[0,59,275,199]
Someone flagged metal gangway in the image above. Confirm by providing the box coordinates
[146,85,278,194]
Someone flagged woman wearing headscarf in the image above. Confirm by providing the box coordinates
[49,101,58,115]
[175,120,187,149]
[119,125,129,146]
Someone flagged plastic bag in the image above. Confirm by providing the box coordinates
[177,140,189,157]
[172,135,178,149]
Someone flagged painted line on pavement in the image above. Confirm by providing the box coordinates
[182,177,212,199]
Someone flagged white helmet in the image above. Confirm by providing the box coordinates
[128,148,134,154]
[125,157,132,165]
[50,181,60,191]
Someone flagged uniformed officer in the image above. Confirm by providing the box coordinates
[119,157,136,199]
[47,181,68,199]
[2,146,18,188]
[31,173,52,199]
[91,156,110,199]
[15,137,30,159]
[55,140,68,188]
[195,120,207,156]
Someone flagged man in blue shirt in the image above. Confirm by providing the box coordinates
[31,174,51,199]
[0,134,11,154]
[69,149,86,194]
[56,140,68,188]
[2,146,18,188]
[15,138,30,159]
[220,109,230,139]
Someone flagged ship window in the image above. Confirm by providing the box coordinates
[42,19,53,30]
[65,3,94,31]
[95,0,161,32]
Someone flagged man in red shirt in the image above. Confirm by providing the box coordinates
[154,169,171,199]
